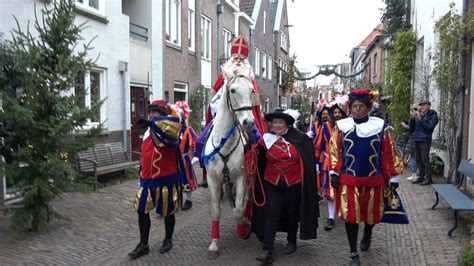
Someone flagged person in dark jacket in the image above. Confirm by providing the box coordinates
[410,100,439,185]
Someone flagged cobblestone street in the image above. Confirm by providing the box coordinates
[0,169,470,265]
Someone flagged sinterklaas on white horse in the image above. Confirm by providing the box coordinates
[202,58,256,259]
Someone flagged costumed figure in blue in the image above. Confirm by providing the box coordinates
[175,100,199,211]
[329,89,403,265]
[128,100,187,260]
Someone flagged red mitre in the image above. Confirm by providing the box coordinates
[231,35,249,59]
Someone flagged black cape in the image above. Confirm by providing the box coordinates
[251,128,319,241]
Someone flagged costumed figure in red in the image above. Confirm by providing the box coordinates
[194,34,267,187]
[329,89,403,265]
[318,95,348,231]
[251,108,319,264]
[308,99,330,196]
[128,100,186,260]
[175,100,198,211]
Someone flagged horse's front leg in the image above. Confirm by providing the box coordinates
[234,173,251,239]
[207,171,222,259]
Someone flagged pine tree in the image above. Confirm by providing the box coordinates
[0,0,101,231]
[281,55,299,95]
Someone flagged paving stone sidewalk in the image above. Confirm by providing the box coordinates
[0,169,470,265]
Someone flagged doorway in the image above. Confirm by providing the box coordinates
[130,86,148,161]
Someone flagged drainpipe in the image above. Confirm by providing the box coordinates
[119,61,129,153]
[217,2,223,75]
[456,0,469,184]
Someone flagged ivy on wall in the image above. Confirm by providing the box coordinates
[385,29,416,135]
[188,85,209,133]
[433,3,474,181]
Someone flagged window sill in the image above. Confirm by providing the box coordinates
[75,6,108,24]
[166,41,182,51]
[188,50,196,56]
[201,58,211,62]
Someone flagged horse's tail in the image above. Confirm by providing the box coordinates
[244,144,266,207]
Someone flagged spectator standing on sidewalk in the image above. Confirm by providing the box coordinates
[404,104,419,181]
[410,100,439,186]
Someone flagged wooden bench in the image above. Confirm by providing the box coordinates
[431,159,474,237]
[77,142,141,190]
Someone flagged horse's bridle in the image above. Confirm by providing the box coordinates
[225,74,254,121]
[210,73,254,208]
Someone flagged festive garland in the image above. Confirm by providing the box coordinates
[277,64,368,81]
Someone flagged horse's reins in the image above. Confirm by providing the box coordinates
[211,74,254,208]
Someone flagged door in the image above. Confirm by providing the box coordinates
[130,86,148,161]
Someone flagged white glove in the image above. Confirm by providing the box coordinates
[306,131,314,138]
[191,157,200,165]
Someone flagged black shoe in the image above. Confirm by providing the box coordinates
[420,180,433,186]
[159,239,172,253]
[348,253,360,266]
[283,242,297,254]
[360,236,371,251]
[199,182,208,188]
[324,218,335,231]
[128,243,149,260]
[412,178,425,184]
[256,250,273,264]
[181,200,192,211]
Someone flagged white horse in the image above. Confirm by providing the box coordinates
[204,60,255,259]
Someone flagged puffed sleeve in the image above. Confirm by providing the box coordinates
[382,126,404,183]
[329,126,343,175]
[187,126,198,150]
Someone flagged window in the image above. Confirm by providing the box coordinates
[268,56,273,81]
[74,69,106,127]
[76,0,105,16]
[174,82,188,102]
[261,52,267,78]
[280,31,287,51]
[278,58,287,85]
[373,53,377,76]
[254,48,260,76]
[188,0,196,52]
[223,28,233,59]
[367,59,371,83]
[263,11,266,35]
[166,0,182,46]
[201,15,212,60]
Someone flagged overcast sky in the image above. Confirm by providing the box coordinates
[287,0,385,84]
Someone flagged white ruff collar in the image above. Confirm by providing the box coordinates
[336,117,384,138]
[263,133,280,149]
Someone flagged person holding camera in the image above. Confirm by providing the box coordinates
[410,100,439,185]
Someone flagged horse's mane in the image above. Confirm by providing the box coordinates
[221,58,255,81]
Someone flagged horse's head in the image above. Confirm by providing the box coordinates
[222,59,255,131]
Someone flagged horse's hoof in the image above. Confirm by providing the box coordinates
[237,223,251,240]
[207,250,220,259]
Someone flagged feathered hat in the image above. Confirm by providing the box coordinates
[175,100,192,120]
[329,94,348,117]
[264,107,295,125]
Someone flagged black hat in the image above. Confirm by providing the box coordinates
[329,103,348,118]
[264,107,295,125]
[419,100,431,105]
